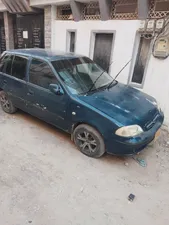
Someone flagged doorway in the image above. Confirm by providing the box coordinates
[66,30,76,53]
[15,13,44,49]
[93,33,113,72]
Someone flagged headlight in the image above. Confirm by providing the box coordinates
[115,125,143,137]
[156,102,161,112]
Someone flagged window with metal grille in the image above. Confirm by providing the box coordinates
[130,36,151,86]
[149,0,169,18]
[116,0,137,13]
[111,0,138,20]
[155,0,169,11]
[83,2,101,20]
[57,5,72,20]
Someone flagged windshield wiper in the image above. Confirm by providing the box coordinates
[85,59,131,95]
[81,83,108,95]
[107,59,131,89]
[108,80,118,88]
[87,61,114,93]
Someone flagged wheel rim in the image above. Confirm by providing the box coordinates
[0,95,10,110]
[77,131,97,154]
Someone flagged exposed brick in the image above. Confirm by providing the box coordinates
[45,25,51,32]
[44,6,52,49]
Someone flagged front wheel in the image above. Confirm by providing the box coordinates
[73,124,106,158]
[0,91,17,114]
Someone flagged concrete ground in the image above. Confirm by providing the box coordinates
[0,108,168,225]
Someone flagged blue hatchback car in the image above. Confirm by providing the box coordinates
[0,49,164,158]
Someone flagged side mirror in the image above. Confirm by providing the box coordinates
[49,84,64,96]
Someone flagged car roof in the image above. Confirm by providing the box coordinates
[5,49,82,61]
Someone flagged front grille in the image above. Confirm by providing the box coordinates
[145,113,160,130]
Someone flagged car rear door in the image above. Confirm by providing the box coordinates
[0,54,28,111]
[9,55,29,110]
[26,58,70,131]
[0,54,14,92]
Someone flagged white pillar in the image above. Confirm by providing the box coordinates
[3,11,14,49]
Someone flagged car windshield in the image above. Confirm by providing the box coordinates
[51,57,114,95]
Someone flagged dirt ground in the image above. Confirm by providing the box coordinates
[0,108,168,225]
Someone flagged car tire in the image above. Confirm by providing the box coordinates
[0,91,17,114]
[73,124,106,158]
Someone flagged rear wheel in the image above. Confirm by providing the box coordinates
[0,91,17,114]
[73,124,105,158]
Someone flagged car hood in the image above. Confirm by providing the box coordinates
[78,83,159,128]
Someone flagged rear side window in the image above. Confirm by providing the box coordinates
[0,54,13,75]
[29,59,58,89]
[11,56,28,80]
[0,54,8,72]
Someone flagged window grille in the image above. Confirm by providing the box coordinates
[83,2,101,20]
[111,0,138,20]
[57,5,72,20]
[149,0,169,18]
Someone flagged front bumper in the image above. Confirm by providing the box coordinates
[105,112,164,156]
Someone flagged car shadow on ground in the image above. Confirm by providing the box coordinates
[15,109,71,141]
[12,110,160,167]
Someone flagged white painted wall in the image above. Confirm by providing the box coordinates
[52,20,169,126]
[52,20,139,82]
[143,56,169,124]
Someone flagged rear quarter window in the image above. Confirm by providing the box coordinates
[0,54,13,75]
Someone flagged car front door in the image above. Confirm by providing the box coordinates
[0,54,28,111]
[26,58,70,131]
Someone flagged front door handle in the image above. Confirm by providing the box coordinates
[27,90,34,96]
[3,80,7,84]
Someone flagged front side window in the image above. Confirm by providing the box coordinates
[12,55,28,80]
[0,54,13,75]
[29,59,58,89]
[52,57,114,95]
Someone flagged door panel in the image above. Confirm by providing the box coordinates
[93,33,113,72]
[16,14,44,49]
[9,55,28,109]
[25,83,69,130]
[0,72,28,111]
[4,76,28,110]
[26,58,70,130]
[0,54,28,110]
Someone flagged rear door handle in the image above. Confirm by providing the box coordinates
[27,90,34,96]
[3,80,7,84]
[41,105,47,110]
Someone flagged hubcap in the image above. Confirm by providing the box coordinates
[0,95,10,110]
[77,131,97,153]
